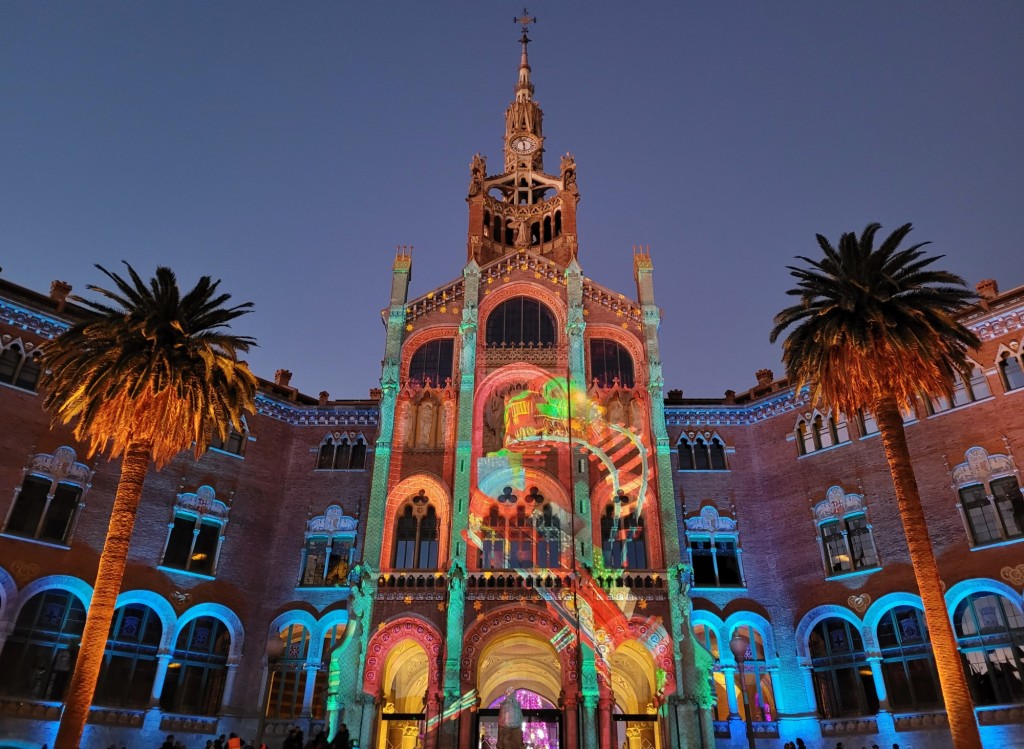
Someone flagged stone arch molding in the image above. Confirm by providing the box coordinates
[265,609,350,663]
[944,576,1024,613]
[14,574,93,616]
[115,590,179,652]
[794,604,863,660]
[460,604,579,690]
[0,565,18,629]
[174,602,245,660]
[363,615,443,695]
[723,611,777,665]
[479,281,568,340]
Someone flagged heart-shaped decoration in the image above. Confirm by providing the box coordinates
[848,593,871,613]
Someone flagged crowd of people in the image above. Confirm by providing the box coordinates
[152,725,352,749]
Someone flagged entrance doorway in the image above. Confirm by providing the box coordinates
[476,689,561,749]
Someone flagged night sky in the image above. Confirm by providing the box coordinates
[2,2,1021,399]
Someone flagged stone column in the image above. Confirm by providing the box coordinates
[563,693,579,749]
[149,652,174,707]
[798,661,817,713]
[581,693,599,749]
[597,695,614,749]
[721,666,740,718]
[423,690,442,749]
[301,661,320,716]
[221,660,240,712]
[867,655,889,711]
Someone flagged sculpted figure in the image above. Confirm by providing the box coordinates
[496,688,525,749]
[416,400,435,448]
[468,153,486,196]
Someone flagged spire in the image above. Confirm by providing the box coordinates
[514,8,536,103]
[504,9,543,172]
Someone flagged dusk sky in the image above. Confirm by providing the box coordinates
[2,2,1022,399]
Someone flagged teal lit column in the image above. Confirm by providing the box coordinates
[439,260,480,749]
[633,249,708,749]
[332,250,411,746]
[566,259,599,749]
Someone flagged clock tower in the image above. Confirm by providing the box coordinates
[466,10,580,268]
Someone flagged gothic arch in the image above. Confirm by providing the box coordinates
[862,592,924,643]
[362,614,443,695]
[0,565,17,629]
[114,590,178,651]
[313,609,350,662]
[479,282,567,341]
[14,574,92,616]
[460,604,578,692]
[794,604,863,660]
[174,602,245,660]
[945,577,1024,613]
[622,616,676,695]
[400,326,460,384]
[380,473,452,571]
[584,325,647,388]
[722,611,777,665]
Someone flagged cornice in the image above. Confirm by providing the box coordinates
[254,393,379,428]
[0,299,70,339]
[665,389,810,427]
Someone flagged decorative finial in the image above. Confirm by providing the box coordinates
[515,8,537,34]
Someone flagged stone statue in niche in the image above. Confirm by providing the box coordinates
[483,391,507,454]
[496,688,525,749]
[561,153,578,196]
[400,401,415,448]
[416,399,435,448]
[629,398,645,432]
[607,397,626,426]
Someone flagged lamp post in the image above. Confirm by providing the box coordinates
[256,636,285,748]
[729,633,756,749]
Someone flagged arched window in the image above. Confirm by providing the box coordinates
[928,363,993,413]
[999,351,1024,391]
[3,446,91,546]
[94,604,163,708]
[408,338,455,387]
[312,623,347,720]
[0,342,42,392]
[209,423,247,456]
[953,592,1024,706]
[315,434,368,471]
[731,625,777,723]
[813,487,879,578]
[535,503,562,569]
[876,605,941,710]
[953,447,1024,547]
[485,297,556,347]
[160,616,230,716]
[600,498,647,569]
[589,339,634,388]
[807,617,878,718]
[678,435,728,472]
[481,506,506,569]
[0,589,85,699]
[693,623,727,720]
[392,493,439,570]
[795,413,849,455]
[300,507,357,587]
[161,486,228,578]
[266,623,311,720]
[509,506,534,567]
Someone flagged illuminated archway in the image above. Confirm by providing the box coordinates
[610,640,662,749]
[477,631,562,707]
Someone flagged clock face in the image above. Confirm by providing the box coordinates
[509,135,537,155]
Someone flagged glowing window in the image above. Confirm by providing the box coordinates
[0,589,85,700]
[160,616,230,716]
[954,592,1024,706]
[95,604,163,708]
[265,623,311,720]
[485,297,556,347]
[408,338,455,386]
[807,618,878,718]
[589,339,634,388]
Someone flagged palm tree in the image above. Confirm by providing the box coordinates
[42,263,257,749]
[770,223,982,749]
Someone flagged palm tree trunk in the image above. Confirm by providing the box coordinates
[55,440,152,749]
[874,397,981,749]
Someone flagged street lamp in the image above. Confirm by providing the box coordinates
[255,635,285,748]
[729,633,757,749]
